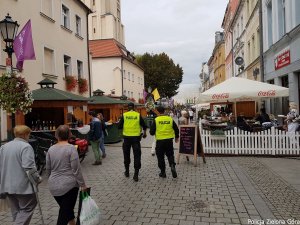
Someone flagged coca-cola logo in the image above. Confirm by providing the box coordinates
[212,93,229,99]
[257,90,276,97]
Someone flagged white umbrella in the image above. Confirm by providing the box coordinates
[199,77,289,103]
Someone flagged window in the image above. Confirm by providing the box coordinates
[252,35,255,59]
[132,74,134,82]
[44,47,55,75]
[241,16,243,33]
[92,0,95,6]
[123,90,126,96]
[138,77,140,84]
[77,60,83,78]
[128,72,130,80]
[92,16,96,35]
[248,41,251,64]
[131,92,133,98]
[41,0,53,18]
[267,1,273,47]
[123,70,126,79]
[75,15,81,36]
[127,91,130,96]
[296,0,300,26]
[278,0,286,38]
[140,78,143,85]
[62,4,70,29]
[64,55,71,76]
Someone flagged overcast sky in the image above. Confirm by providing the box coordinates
[122,0,228,102]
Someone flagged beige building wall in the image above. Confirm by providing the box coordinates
[0,0,90,140]
[92,57,144,101]
[0,0,90,93]
[82,0,124,44]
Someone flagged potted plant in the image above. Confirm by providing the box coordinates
[210,129,226,140]
[0,72,33,114]
[78,77,88,94]
[64,75,77,91]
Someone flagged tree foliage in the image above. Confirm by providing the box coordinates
[136,52,183,98]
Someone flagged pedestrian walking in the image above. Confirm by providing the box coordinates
[118,102,147,181]
[0,125,39,225]
[150,106,179,178]
[46,125,87,225]
[88,111,103,165]
[178,110,190,161]
[97,112,107,158]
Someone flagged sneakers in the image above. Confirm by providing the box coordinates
[159,172,166,178]
[171,165,177,178]
[133,171,139,182]
[92,160,102,165]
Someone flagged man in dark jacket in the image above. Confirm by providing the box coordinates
[118,103,147,181]
[88,111,102,165]
[150,106,179,178]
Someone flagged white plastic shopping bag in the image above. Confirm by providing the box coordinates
[79,192,101,225]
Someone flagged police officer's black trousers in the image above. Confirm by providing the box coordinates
[123,137,141,171]
[156,139,176,173]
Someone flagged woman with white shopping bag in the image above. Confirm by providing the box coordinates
[46,125,88,225]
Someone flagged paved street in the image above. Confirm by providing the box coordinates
[1,134,300,225]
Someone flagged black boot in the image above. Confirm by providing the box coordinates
[124,167,129,177]
[159,171,166,178]
[133,170,139,182]
[170,165,177,178]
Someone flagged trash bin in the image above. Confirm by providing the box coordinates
[104,123,122,144]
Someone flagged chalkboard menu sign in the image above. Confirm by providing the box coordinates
[177,125,206,166]
[179,125,197,155]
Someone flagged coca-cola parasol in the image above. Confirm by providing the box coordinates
[198,77,289,103]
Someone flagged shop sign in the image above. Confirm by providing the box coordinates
[274,47,290,70]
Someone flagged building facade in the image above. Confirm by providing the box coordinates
[0,0,91,140]
[89,39,144,102]
[222,0,240,79]
[82,0,124,45]
[244,0,261,81]
[230,0,247,78]
[213,32,226,85]
[262,0,300,115]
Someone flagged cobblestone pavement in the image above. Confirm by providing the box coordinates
[1,139,300,224]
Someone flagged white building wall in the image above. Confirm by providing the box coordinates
[92,57,144,101]
[83,0,125,45]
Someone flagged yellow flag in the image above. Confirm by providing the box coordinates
[152,88,160,101]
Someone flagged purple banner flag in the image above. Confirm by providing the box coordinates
[143,89,148,102]
[13,20,36,71]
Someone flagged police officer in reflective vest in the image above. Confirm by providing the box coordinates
[118,102,147,181]
[150,106,179,178]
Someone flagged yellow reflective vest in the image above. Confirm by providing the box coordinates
[155,115,175,140]
[123,111,141,136]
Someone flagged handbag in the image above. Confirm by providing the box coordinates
[0,194,10,212]
[79,191,100,225]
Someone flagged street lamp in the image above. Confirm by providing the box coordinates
[0,14,19,141]
[0,13,19,65]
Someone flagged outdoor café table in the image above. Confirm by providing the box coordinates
[208,122,228,130]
